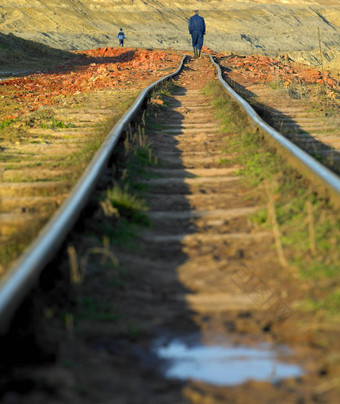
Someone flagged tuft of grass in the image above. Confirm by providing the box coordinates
[105,185,148,224]
[97,218,142,249]
[268,80,282,90]
[203,79,251,134]
[0,118,16,129]
[39,118,75,129]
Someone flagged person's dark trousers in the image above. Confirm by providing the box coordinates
[191,31,204,51]
[119,39,124,47]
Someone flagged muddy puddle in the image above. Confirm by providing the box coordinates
[153,334,303,386]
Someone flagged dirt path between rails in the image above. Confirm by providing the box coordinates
[1,56,339,403]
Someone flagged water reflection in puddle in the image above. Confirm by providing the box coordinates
[154,335,303,386]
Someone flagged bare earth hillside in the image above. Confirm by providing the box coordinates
[0,32,76,73]
[0,0,339,67]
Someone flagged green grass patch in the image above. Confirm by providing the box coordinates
[105,184,148,225]
[302,291,340,315]
[203,80,252,135]
[40,118,76,129]
[151,80,177,98]
[0,118,16,129]
[127,144,158,183]
[98,219,142,250]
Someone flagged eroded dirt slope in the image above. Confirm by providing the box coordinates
[0,0,340,67]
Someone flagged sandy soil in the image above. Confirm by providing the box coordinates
[1,0,340,67]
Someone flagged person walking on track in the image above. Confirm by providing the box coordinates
[117,28,126,47]
[188,10,206,58]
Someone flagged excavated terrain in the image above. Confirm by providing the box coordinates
[0,0,340,69]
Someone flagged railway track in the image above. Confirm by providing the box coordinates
[217,55,340,175]
[0,52,340,402]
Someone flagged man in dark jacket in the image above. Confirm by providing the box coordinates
[117,28,126,47]
[188,10,206,58]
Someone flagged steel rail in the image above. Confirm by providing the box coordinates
[210,55,340,205]
[0,54,187,333]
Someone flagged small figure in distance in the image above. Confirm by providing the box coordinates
[188,10,205,58]
[117,28,126,47]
